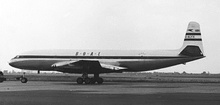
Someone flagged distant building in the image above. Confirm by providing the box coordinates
[3,70,8,74]
[201,71,208,75]
[182,71,187,75]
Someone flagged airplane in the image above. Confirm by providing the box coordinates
[9,22,205,84]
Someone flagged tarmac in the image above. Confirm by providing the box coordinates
[0,81,220,105]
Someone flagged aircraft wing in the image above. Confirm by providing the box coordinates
[100,63,126,70]
[52,60,125,73]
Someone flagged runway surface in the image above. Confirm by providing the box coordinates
[0,81,220,105]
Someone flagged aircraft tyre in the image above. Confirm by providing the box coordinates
[76,77,84,84]
[84,78,91,84]
[21,77,28,83]
[90,78,96,84]
[97,77,103,84]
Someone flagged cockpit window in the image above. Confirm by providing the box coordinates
[14,56,20,59]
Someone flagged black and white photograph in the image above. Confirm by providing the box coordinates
[0,0,220,105]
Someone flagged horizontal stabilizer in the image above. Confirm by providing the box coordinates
[180,45,203,56]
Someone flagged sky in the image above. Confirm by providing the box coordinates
[0,0,220,73]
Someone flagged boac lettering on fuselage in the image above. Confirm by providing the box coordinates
[75,52,101,56]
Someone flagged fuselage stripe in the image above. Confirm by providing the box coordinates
[14,55,189,59]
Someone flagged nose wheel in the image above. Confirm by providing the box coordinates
[21,77,28,83]
[76,73,103,84]
[16,72,28,83]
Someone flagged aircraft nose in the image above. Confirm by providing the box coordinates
[9,61,14,67]
[9,59,17,67]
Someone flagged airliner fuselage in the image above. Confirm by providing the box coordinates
[9,49,204,73]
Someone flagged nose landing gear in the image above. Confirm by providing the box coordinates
[21,77,28,83]
[16,72,28,83]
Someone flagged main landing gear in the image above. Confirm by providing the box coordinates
[76,73,103,84]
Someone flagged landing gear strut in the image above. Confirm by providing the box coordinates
[94,74,103,84]
[16,72,28,83]
[76,73,103,84]
[21,72,28,83]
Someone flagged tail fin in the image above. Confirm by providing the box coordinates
[179,22,204,56]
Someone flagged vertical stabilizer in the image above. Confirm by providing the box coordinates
[179,22,204,56]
